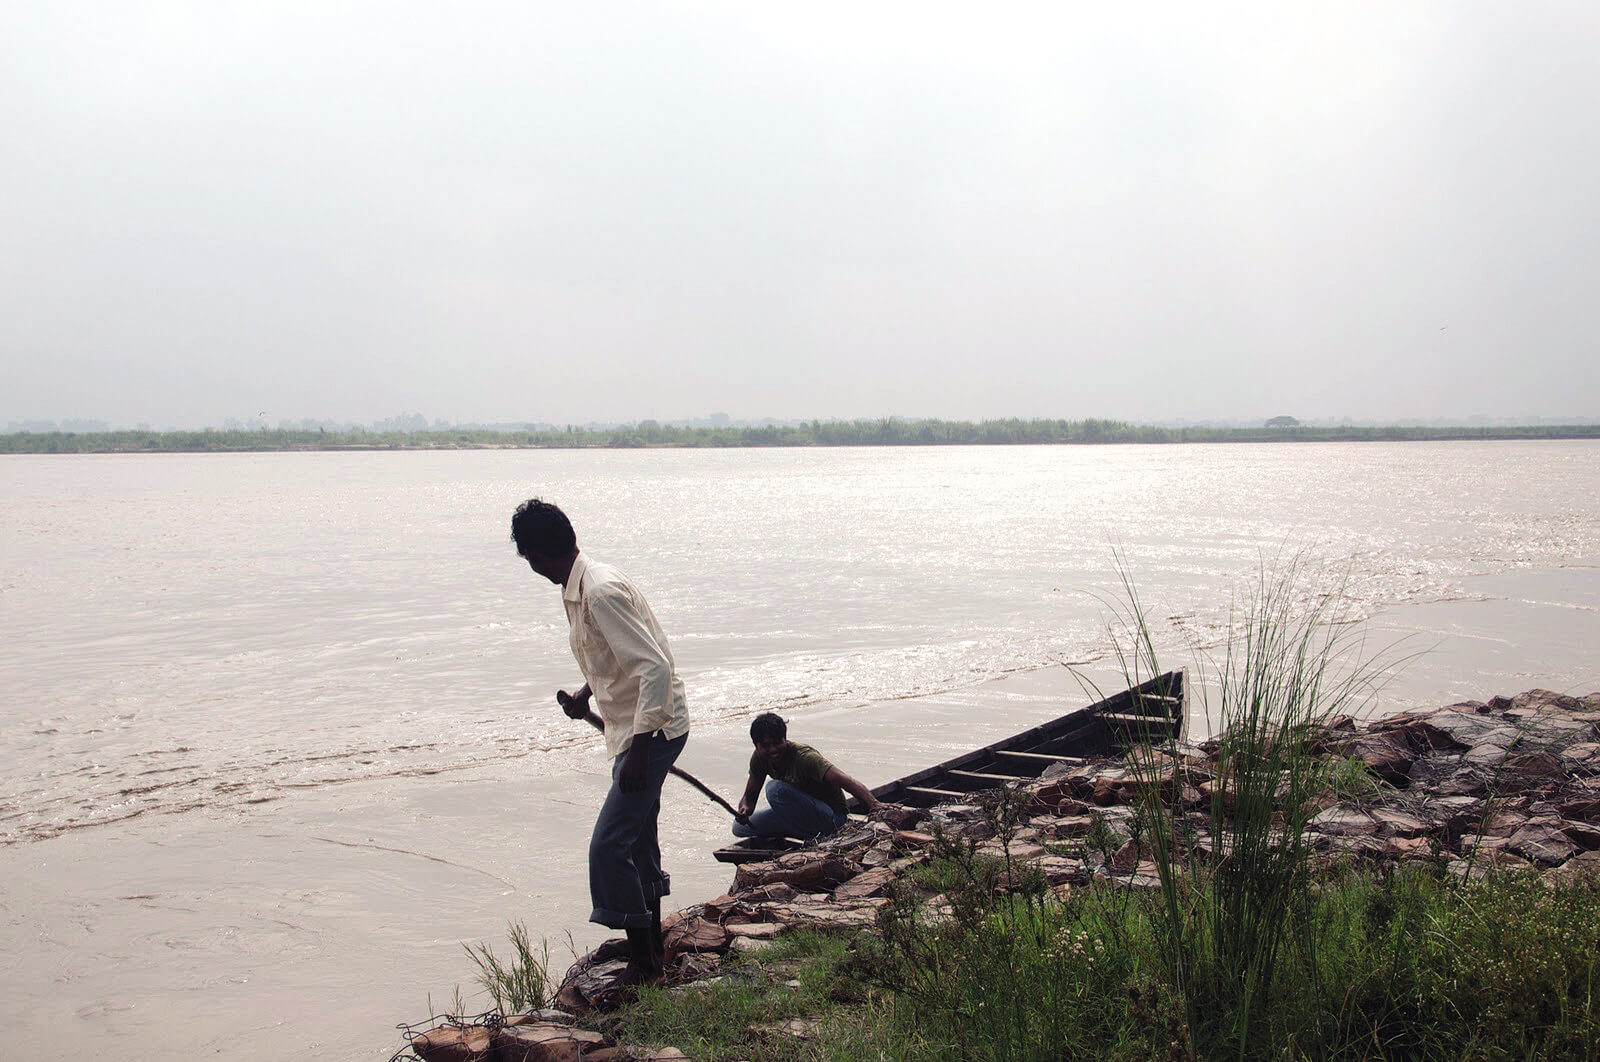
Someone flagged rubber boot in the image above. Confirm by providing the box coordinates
[624,926,660,978]
[648,897,665,970]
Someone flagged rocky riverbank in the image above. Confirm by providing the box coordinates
[401,687,1600,1061]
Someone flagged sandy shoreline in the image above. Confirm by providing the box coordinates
[3,565,1597,1060]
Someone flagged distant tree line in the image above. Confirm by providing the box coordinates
[2,418,1598,455]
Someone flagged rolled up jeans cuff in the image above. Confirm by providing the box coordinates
[591,871,667,928]
[590,905,655,930]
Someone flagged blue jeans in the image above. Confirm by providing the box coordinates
[589,731,686,929]
[731,779,847,840]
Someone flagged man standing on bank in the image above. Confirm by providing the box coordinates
[733,712,885,840]
[511,498,690,987]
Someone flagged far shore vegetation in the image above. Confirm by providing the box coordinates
[6,417,1600,454]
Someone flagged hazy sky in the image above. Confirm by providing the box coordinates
[3,2,1596,428]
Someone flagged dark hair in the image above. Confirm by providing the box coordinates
[510,498,577,560]
[750,712,787,744]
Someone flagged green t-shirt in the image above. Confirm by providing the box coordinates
[748,742,847,816]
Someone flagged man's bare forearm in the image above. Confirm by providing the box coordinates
[827,767,882,812]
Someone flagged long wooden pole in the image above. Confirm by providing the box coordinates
[562,696,743,821]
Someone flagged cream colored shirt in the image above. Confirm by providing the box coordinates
[563,552,690,758]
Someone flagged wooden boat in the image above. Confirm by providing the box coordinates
[712,669,1186,864]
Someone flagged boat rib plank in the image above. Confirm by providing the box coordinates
[905,785,968,801]
[1101,712,1179,726]
[946,769,1029,785]
[992,750,1090,766]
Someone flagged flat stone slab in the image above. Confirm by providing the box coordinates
[1310,807,1376,835]
[725,920,783,938]
[411,1025,493,1061]
[495,1022,613,1062]
[832,866,897,900]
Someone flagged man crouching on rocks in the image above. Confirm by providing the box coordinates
[733,712,885,840]
[511,498,690,990]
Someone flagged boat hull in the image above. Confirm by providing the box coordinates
[712,670,1186,864]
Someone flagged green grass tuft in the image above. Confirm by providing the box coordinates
[463,920,553,1014]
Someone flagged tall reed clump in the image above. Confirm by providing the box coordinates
[1085,553,1403,1058]
[463,920,553,1014]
